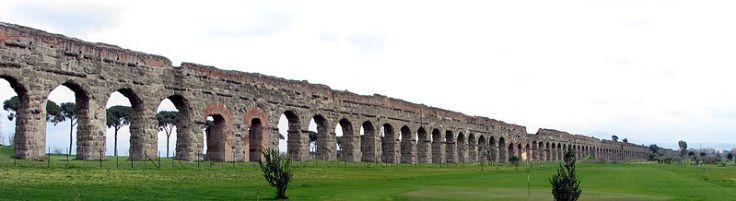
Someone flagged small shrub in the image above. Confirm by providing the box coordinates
[549,149,582,201]
[258,148,293,199]
[509,156,521,169]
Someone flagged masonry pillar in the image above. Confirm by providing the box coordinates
[432,138,445,164]
[388,137,400,164]
[175,109,198,161]
[498,143,507,163]
[457,140,467,163]
[13,91,47,160]
[400,138,416,164]
[128,99,159,160]
[418,138,431,163]
[76,94,109,160]
[445,141,457,163]
[362,129,378,162]
[488,141,497,163]
[529,145,535,161]
[342,125,361,162]
[468,141,477,163]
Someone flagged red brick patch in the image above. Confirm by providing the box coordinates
[243,106,270,148]
[203,102,232,123]
[143,57,167,68]
[0,30,6,43]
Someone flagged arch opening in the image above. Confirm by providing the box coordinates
[156,95,189,159]
[416,127,429,163]
[467,133,477,163]
[336,118,353,161]
[380,124,396,163]
[478,135,487,163]
[444,130,455,163]
[431,129,443,164]
[106,89,145,160]
[45,83,89,160]
[498,137,507,163]
[308,115,330,161]
[248,118,263,161]
[360,121,376,162]
[456,132,467,163]
[399,125,413,164]
[204,114,230,161]
[0,77,25,149]
[276,111,300,158]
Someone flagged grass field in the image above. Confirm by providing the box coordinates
[1,146,735,200]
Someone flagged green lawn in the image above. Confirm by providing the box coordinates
[1,146,735,200]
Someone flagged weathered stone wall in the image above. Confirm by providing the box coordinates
[0,22,650,162]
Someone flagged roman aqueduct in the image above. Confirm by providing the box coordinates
[0,22,650,163]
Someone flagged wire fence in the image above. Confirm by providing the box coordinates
[0,146,567,171]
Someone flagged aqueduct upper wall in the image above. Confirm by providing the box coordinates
[0,22,649,163]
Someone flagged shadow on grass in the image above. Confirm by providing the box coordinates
[398,187,671,201]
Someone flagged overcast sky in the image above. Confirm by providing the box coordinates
[1,0,735,153]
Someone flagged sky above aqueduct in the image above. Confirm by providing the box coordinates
[1,0,736,153]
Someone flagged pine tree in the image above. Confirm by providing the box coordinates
[550,149,582,201]
[259,147,293,199]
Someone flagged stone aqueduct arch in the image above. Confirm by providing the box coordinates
[0,23,650,162]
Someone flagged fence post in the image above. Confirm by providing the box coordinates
[99,148,103,168]
[32,140,36,167]
[47,146,51,168]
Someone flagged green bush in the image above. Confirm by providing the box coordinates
[258,148,293,199]
[550,149,582,201]
[509,156,521,169]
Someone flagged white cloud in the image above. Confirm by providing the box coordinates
[1,0,735,152]
[3,0,126,36]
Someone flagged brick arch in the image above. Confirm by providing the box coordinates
[244,106,269,161]
[203,101,233,161]
[204,101,233,122]
[336,117,355,137]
